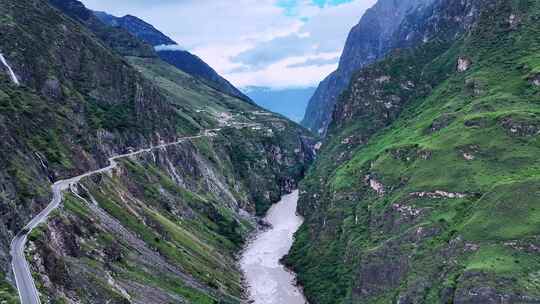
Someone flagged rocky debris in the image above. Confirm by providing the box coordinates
[500,116,540,137]
[41,78,63,100]
[352,240,409,300]
[375,75,391,83]
[465,77,486,96]
[364,175,385,196]
[427,113,457,133]
[532,74,540,86]
[463,153,475,160]
[400,80,416,91]
[372,201,427,235]
[118,280,187,304]
[341,137,353,145]
[464,242,480,252]
[407,225,441,243]
[217,112,234,126]
[503,239,540,254]
[396,278,432,304]
[459,144,480,161]
[339,135,366,148]
[410,190,467,199]
[453,271,540,304]
[464,116,492,128]
[105,272,131,301]
[507,13,521,30]
[457,57,472,72]
[390,145,432,161]
[393,203,422,217]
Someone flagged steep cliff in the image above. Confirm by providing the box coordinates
[302,0,434,135]
[0,0,313,302]
[94,11,252,103]
[288,0,540,303]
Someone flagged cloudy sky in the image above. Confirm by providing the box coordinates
[81,0,376,89]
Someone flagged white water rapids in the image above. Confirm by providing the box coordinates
[240,190,308,304]
[0,53,20,85]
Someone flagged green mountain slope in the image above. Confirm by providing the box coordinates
[0,0,313,302]
[287,0,540,303]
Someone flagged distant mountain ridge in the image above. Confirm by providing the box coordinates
[94,11,252,102]
[94,12,176,46]
[48,0,156,57]
[244,86,316,122]
[301,0,434,135]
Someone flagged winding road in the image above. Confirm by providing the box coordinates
[10,129,221,304]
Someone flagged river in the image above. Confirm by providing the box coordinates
[240,190,308,304]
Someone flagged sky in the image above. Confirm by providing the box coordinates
[80,0,377,89]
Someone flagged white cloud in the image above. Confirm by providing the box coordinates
[228,55,338,89]
[154,44,185,51]
[287,56,340,68]
[80,0,377,89]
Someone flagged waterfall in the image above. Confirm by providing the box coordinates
[0,53,20,85]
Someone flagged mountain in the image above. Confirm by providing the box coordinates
[48,0,156,57]
[287,0,540,303]
[244,86,316,122]
[94,11,252,102]
[94,12,176,46]
[0,0,314,302]
[302,0,434,135]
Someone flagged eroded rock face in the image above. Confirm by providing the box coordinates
[500,116,540,137]
[353,241,409,299]
[365,175,385,196]
[454,272,540,304]
[41,78,62,100]
[457,57,472,72]
[531,74,540,86]
[508,13,521,30]
[302,0,436,136]
[427,113,457,133]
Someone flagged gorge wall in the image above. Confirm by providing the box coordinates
[0,0,314,302]
[288,0,540,303]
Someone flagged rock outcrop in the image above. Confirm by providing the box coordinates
[301,0,434,135]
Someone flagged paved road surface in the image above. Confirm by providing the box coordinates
[10,130,220,304]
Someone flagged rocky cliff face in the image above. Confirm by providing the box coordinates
[302,0,434,135]
[94,12,176,46]
[288,0,540,303]
[94,11,252,103]
[0,0,313,302]
[48,0,156,58]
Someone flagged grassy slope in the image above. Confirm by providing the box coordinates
[0,0,313,302]
[288,0,540,303]
[27,108,312,303]
[127,56,314,215]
